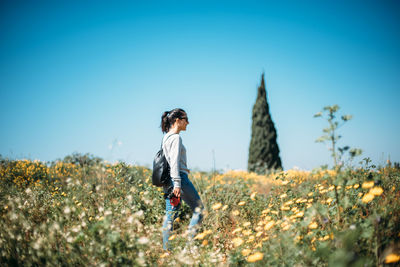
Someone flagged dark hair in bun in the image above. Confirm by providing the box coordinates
[161,108,187,133]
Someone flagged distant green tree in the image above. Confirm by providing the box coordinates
[248,73,282,174]
[60,152,103,168]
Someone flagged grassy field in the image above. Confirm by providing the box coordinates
[1,154,399,266]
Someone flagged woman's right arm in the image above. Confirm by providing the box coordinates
[168,135,182,189]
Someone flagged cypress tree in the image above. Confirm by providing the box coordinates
[248,73,282,173]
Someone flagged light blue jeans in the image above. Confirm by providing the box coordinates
[162,172,203,250]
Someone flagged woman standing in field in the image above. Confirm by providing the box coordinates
[160,108,203,251]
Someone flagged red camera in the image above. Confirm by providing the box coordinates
[170,196,181,207]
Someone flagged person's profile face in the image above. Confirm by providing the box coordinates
[178,115,189,131]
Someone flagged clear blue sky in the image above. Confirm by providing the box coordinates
[1,0,399,171]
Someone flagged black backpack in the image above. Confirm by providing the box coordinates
[152,142,171,187]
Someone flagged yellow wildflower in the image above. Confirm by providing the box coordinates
[204,230,212,235]
[222,205,228,211]
[353,184,360,189]
[212,203,222,210]
[232,210,240,216]
[361,193,375,203]
[284,200,294,206]
[238,201,246,206]
[250,192,257,200]
[168,234,176,241]
[243,221,251,227]
[308,222,318,229]
[243,229,252,236]
[232,227,243,234]
[194,232,206,240]
[241,249,251,256]
[160,252,169,258]
[362,181,374,189]
[202,240,208,246]
[264,221,275,231]
[280,193,287,198]
[264,216,272,221]
[247,252,263,262]
[232,237,244,247]
[261,208,270,214]
[369,186,383,196]
[385,253,400,264]
[247,235,255,242]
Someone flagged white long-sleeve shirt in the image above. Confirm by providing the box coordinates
[162,132,189,188]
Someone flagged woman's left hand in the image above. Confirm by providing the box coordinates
[173,187,181,198]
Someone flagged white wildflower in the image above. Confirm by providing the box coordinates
[10,213,18,220]
[71,226,81,233]
[138,237,149,245]
[64,207,71,215]
[134,210,144,218]
[33,240,41,250]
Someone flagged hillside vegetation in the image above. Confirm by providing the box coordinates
[1,154,399,266]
